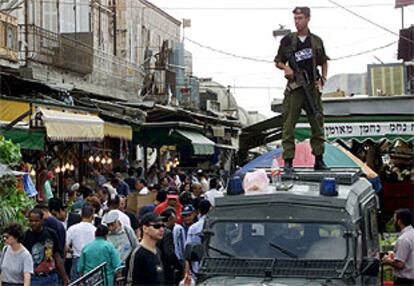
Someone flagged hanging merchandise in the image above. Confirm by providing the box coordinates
[23,174,37,198]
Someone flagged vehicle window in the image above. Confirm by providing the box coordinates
[363,198,379,256]
[319,224,342,238]
[209,222,347,260]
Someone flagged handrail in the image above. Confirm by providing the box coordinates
[68,262,107,286]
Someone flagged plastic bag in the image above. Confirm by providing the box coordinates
[242,169,269,192]
[23,174,38,198]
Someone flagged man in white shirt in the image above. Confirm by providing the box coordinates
[66,204,96,281]
[135,178,150,195]
[196,169,209,193]
[204,177,224,207]
[382,208,414,285]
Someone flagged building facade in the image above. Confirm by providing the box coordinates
[0,0,181,102]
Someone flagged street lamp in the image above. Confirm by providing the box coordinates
[272,25,291,39]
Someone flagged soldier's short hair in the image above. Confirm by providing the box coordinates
[292,6,311,17]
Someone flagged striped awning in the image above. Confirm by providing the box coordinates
[39,107,104,142]
[174,129,215,155]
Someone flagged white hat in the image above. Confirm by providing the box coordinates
[70,183,80,192]
[102,183,117,196]
[102,210,119,224]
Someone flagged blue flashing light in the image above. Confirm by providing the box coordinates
[320,177,338,196]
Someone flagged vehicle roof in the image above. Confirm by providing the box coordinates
[214,177,375,223]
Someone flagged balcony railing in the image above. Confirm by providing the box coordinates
[20,24,93,75]
[20,24,144,98]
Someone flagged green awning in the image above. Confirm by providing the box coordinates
[173,129,215,155]
[295,115,414,143]
[0,128,45,150]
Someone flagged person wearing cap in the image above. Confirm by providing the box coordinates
[102,210,138,262]
[125,212,165,285]
[78,225,122,286]
[154,194,183,224]
[274,6,329,174]
[181,204,197,237]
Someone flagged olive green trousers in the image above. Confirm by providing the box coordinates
[282,84,325,160]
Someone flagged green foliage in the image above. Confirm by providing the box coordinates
[384,217,396,233]
[0,137,34,248]
[0,137,22,166]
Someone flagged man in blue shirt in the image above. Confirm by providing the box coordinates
[186,200,212,277]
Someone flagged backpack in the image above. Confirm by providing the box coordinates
[125,245,141,286]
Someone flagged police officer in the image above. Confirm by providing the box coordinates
[274,6,329,174]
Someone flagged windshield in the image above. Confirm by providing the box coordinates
[208,221,348,260]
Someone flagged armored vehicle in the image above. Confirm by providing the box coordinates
[188,169,380,285]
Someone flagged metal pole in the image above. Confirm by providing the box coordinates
[24,0,29,66]
[401,7,404,29]
[112,0,117,55]
[79,143,84,184]
[143,142,148,179]
[74,0,76,39]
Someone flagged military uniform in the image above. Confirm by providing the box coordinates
[274,31,329,161]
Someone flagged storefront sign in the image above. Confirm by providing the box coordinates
[296,121,414,141]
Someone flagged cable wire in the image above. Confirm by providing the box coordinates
[11,1,394,9]
[186,37,399,63]
[327,0,414,45]
[185,37,274,64]
[330,41,397,60]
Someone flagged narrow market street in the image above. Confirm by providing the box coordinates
[0,0,414,286]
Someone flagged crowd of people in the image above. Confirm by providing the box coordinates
[0,166,225,286]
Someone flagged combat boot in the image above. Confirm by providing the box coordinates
[314,155,329,171]
[284,159,294,175]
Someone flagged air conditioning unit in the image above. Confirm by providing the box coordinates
[368,63,406,96]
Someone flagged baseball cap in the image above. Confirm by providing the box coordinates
[102,210,119,224]
[182,204,195,215]
[196,169,204,175]
[167,194,178,200]
[140,212,165,226]
[292,6,310,17]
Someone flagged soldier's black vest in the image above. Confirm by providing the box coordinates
[286,32,325,90]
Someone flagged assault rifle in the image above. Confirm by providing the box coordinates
[284,48,323,121]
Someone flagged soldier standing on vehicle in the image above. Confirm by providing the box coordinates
[274,6,329,174]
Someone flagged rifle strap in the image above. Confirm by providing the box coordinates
[310,35,318,83]
[289,31,318,83]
